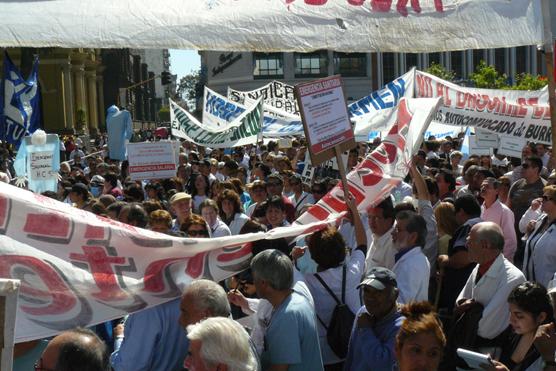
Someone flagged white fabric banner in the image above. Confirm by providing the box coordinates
[204,87,304,137]
[415,70,552,145]
[171,98,264,148]
[296,97,442,225]
[349,69,415,142]
[0,1,543,51]
[0,182,336,342]
[228,81,299,115]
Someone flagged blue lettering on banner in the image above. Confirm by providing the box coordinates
[205,91,245,122]
[348,78,406,117]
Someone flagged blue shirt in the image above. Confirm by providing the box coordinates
[344,306,404,371]
[261,291,324,370]
[111,298,189,371]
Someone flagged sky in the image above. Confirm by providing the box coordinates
[169,49,201,82]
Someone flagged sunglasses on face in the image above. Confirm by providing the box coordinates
[187,229,209,237]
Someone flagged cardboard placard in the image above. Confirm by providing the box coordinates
[295,75,356,166]
[127,141,177,181]
[468,136,493,156]
[498,136,526,158]
[475,128,499,148]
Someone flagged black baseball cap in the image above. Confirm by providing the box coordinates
[357,267,397,290]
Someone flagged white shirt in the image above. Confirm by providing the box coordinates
[365,224,396,271]
[227,212,250,235]
[418,199,439,269]
[304,250,365,365]
[457,254,525,339]
[289,191,314,215]
[393,246,430,304]
[210,218,232,238]
[523,215,556,287]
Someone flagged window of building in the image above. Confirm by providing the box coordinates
[253,53,284,79]
[406,53,419,70]
[494,48,507,76]
[473,50,487,72]
[382,53,396,84]
[294,51,328,77]
[428,52,441,66]
[515,46,527,74]
[451,51,464,79]
[333,52,367,77]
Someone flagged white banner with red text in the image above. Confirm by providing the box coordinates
[415,70,551,145]
[0,1,543,52]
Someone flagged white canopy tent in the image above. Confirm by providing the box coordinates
[0,0,544,52]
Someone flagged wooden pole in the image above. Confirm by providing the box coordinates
[545,51,556,165]
[334,146,351,203]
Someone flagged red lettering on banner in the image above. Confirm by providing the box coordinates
[217,244,252,262]
[186,252,207,278]
[143,257,187,293]
[0,255,76,315]
[456,91,466,109]
[286,0,443,14]
[24,213,71,238]
[70,246,130,302]
[348,0,365,4]
[416,75,433,98]
[84,225,105,239]
[307,204,332,221]
[371,0,392,12]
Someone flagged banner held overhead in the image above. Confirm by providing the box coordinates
[0,0,543,52]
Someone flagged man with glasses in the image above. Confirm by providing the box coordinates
[311,180,327,203]
[508,156,546,267]
[37,328,110,371]
[266,173,295,223]
[366,197,396,271]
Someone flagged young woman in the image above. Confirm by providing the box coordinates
[495,282,554,371]
[396,302,446,371]
[217,189,250,235]
[190,173,210,214]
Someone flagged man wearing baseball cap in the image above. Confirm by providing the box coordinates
[344,267,404,371]
[169,192,192,232]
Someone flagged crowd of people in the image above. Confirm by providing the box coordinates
[6,133,556,371]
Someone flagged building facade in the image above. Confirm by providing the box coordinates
[200,46,547,105]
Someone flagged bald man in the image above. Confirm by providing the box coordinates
[36,328,110,371]
[456,221,525,342]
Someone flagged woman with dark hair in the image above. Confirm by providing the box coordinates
[190,173,210,214]
[493,282,555,371]
[180,214,210,238]
[200,199,231,237]
[217,189,250,235]
[229,177,251,210]
[301,198,367,369]
[396,302,446,371]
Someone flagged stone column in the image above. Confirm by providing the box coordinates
[97,74,105,132]
[73,64,87,133]
[86,69,99,135]
[61,61,75,131]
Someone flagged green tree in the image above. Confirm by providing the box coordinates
[425,62,455,82]
[469,60,509,89]
[176,69,201,110]
[158,106,170,122]
[509,73,548,91]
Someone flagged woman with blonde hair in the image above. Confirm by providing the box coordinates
[396,302,446,371]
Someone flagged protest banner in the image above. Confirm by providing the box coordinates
[0,182,338,342]
[415,70,552,145]
[349,69,415,142]
[204,87,304,137]
[228,81,299,115]
[0,1,543,53]
[127,141,178,181]
[171,98,264,148]
[296,97,442,225]
[498,136,527,158]
[295,75,356,166]
[0,279,19,371]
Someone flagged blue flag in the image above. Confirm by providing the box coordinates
[0,51,41,146]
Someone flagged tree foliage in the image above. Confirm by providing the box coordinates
[176,69,201,110]
[425,62,455,82]
[508,73,548,91]
[469,60,508,89]
[158,106,170,122]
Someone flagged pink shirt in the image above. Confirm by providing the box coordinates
[481,199,517,261]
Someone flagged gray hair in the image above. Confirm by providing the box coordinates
[250,249,293,291]
[475,222,505,251]
[183,279,231,317]
[187,317,257,371]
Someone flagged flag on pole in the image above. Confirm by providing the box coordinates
[0,51,41,146]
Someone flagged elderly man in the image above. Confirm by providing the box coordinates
[169,192,192,232]
[111,279,230,371]
[456,222,525,342]
[37,328,110,371]
[391,210,430,304]
[366,197,396,271]
[344,267,404,371]
[251,249,323,370]
[185,317,258,371]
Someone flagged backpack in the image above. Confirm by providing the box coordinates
[314,264,355,359]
